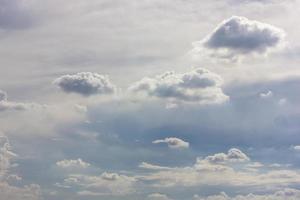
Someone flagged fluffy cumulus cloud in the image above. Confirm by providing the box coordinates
[54,72,116,96]
[193,188,300,200]
[129,68,228,104]
[204,148,250,164]
[193,16,285,60]
[152,137,189,149]
[56,159,91,169]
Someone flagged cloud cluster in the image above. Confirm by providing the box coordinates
[0,135,41,200]
[139,148,300,188]
[60,172,136,196]
[193,188,300,200]
[54,72,116,96]
[129,68,228,104]
[152,137,189,149]
[193,16,285,60]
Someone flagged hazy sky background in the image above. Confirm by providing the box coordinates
[1,0,300,199]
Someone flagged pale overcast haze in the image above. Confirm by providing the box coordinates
[1,0,300,199]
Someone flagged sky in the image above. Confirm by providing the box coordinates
[1,0,300,199]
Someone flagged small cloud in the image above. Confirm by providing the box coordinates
[153,137,189,149]
[56,159,91,169]
[278,98,287,106]
[292,145,300,151]
[204,148,250,164]
[260,90,273,99]
[54,72,116,96]
[139,162,173,170]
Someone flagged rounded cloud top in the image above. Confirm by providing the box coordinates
[193,16,285,60]
[129,68,228,104]
[54,72,116,96]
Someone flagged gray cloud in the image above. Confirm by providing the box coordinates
[193,16,285,60]
[54,72,116,96]
[129,68,229,104]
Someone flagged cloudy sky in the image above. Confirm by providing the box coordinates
[1,0,300,199]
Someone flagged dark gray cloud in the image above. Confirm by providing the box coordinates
[54,72,116,96]
[129,68,228,104]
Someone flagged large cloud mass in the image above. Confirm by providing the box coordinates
[54,72,116,96]
[129,68,228,104]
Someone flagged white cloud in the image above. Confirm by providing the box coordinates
[129,68,229,104]
[0,90,39,112]
[260,90,273,99]
[54,72,116,96]
[56,158,91,169]
[204,148,250,164]
[292,145,300,151]
[153,137,189,149]
[278,98,287,105]
[193,16,285,60]
[139,162,173,170]
[0,135,41,200]
[139,148,300,189]
[61,172,136,196]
